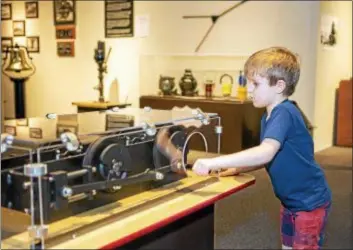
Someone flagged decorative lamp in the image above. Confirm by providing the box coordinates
[93,41,112,103]
[2,44,36,118]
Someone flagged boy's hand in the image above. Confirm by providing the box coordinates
[210,168,239,177]
[155,128,185,174]
[192,158,214,176]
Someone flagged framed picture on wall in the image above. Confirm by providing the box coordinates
[105,0,134,38]
[53,0,76,25]
[16,118,28,126]
[13,20,26,36]
[29,128,43,139]
[1,3,12,20]
[56,125,78,138]
[1,37,13,52]
[56,25,76,39]
[57,41,75,57]
[4,125,16,136]
[27,36,40,53]
[25,1,39,19]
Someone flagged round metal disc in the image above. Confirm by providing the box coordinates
[99,143,132,180]
[82,136,108,167]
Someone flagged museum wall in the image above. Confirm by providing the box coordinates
[313,0,352,151]
[2,1,351,151]
[2,0,141,118]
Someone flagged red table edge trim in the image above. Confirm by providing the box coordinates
[100,178,255,249]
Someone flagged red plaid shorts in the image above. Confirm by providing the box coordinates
[280,203,331,249]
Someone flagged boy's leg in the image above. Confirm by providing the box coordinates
[280,205,295,249]
[293,203,331,249]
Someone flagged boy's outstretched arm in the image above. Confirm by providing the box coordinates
[193,138,281,175]
[210,165,264,177]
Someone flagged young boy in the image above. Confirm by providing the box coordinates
[192,47,332,249]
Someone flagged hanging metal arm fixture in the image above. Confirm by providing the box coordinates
[182,0,249,53]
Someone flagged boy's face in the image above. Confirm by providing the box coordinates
[247,74,278,108]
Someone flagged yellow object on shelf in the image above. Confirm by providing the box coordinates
[220,73,234,97]
[236,86,248,101]
[221,82,232,97]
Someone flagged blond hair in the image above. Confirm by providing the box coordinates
[244,47,300,96]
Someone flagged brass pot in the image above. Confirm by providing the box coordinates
[159,75,177,95]
[179,69,198,96]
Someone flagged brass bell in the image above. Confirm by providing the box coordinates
[5,48,33,72]
[2,44,36,79]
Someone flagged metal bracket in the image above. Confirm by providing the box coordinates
[215,125,223,135]
[192,108,210,125]
[28,225,49,240]
[23,163,48,249]
[141,122,157,136]
[1,133,14,153]
[24,163,47,177]
[60,132,80,152]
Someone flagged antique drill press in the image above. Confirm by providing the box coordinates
[94,41,111,103]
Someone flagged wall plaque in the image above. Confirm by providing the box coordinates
[29,128,42,139]
[105,0,134,38]
[57,41,75,57]
[56,25,76,39]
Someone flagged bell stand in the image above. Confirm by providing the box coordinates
[11,77,28,119]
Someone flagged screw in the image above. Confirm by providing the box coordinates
[155,172,164,180]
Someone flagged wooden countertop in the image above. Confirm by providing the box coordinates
[140,95,253,105]
[1,151,255,249]
[72,101,131,109]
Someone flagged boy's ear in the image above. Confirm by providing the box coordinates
[275,80,286,94]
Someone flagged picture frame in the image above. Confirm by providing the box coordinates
[1,3,12,20]
[16,118,28,126]
[1,37,13,52]
[57,41,75,57]
[320,15,339,50]
[56,25,76,39]
[53,0,76,25]
[13,20,26,36]
[25,1,39,19]
[4,125,16,136]
[27,36,40,53]
[29,127,42,139]
[105,0,134,38]
[56,124,77,138]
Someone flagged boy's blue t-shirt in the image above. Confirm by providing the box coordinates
[260,99,332,212]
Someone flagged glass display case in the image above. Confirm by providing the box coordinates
[1,107,221,249]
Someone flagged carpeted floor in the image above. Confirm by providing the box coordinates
[214,146,352,249]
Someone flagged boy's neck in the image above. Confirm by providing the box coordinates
[266,96,289,116]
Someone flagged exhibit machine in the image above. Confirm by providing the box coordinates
[1,106,222,249]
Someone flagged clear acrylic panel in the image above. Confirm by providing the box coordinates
[1,107,219,249]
